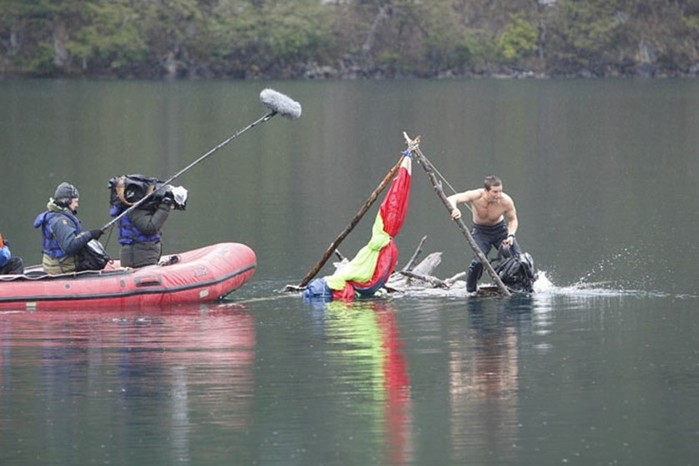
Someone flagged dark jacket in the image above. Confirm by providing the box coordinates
[33,201,92,274]
[117,201,171,268]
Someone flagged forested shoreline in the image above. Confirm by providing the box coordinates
[1,0,698,80]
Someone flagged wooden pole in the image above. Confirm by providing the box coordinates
[291,155,405,289]
[399,270,449,288]
[403,132,512,297]
[401,235,427,272]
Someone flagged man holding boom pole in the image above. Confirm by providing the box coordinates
[447,175,522,294]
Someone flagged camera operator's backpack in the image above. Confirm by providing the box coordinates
[493,245,537,293]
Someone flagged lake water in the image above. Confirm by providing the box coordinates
[1,79,698,465]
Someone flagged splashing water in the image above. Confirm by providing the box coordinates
[384,246,693,299]
[395,269,680,300]
[568,247,662,292]
[532,271,554,292]
[530,270,664,298]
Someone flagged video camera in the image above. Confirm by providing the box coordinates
[108,174,187,211]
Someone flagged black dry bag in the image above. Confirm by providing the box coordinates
[77,239,110,271]
[493,245,537,293]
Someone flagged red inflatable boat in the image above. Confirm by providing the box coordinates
[0,242,256,310]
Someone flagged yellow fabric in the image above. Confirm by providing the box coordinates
[325,214,390,290]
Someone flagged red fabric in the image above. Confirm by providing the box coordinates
[349,242,398,293]
[332,283,356,301]
[333,163,411,302]
[379,166,411,237]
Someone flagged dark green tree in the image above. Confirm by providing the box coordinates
[0,0,697,78]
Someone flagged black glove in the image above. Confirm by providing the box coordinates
[90,229,103,240]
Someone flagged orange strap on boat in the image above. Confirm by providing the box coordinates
[0,232,4,248]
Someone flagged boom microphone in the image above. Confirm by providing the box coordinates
[260,88,302,119]
[101,89,302,232]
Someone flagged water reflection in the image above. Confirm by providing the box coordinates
[315,299,414,466]
[0,305,255,465]
[3,78,699,465]
[447,298,532,464]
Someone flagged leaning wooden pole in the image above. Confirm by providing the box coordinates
[292,155,405,289]
[403,132,511,297]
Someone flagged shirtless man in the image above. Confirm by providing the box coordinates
[447,175,521,293]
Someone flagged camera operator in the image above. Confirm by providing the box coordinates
[108,175,187,268]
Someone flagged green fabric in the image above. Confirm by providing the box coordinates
[326,214,390,291]
[324,302,386,410]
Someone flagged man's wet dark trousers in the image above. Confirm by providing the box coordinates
[466,220,521,292]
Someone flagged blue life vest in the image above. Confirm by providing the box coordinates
[110,205,161,246]
[33,211,82,259]
[0,246,11,267]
